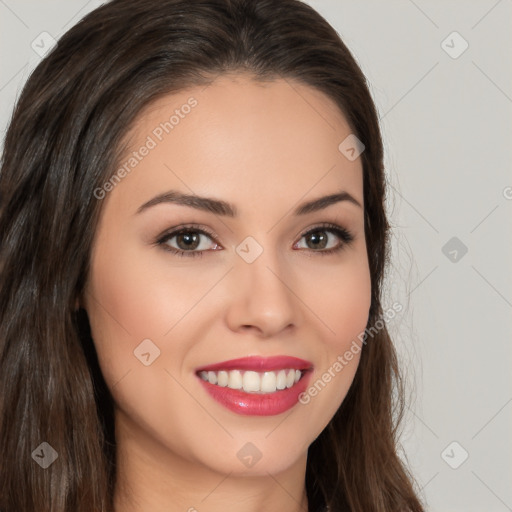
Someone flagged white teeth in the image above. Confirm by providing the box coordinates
[261,371,277,393]
[217,370,229,387]
[199,368,303,394]
[242,371,260,392]
[228,369,243,390]
[286,369,295,388]
[276,369,287,390]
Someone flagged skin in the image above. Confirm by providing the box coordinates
[83,73,371,512]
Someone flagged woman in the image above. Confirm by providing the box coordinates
[0,0,425,511]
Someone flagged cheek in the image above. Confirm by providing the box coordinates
[86,234,203,342]
[296,253,371,420]
[306,252,372,349]
[84,234,168,385]
[84,230,224,389]
[334,271,371,347]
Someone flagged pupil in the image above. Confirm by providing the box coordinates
[178,232,199,250]
[309,231,327,249]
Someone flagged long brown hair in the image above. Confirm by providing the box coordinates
[0,1,425,510]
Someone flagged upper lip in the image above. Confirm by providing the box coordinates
[195,355,313,373]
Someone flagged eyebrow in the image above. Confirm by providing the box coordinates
[136,189,362,217]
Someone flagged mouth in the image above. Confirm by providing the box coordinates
[195,355,313,415]
[197,368,307,394]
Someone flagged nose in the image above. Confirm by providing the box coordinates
[224,246,301,338]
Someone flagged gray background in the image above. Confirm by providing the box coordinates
[1,1,511,510]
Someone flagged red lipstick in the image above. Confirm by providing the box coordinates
[195,355,313,416]
[196,355,312,373]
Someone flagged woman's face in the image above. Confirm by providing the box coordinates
[84,74,371,478]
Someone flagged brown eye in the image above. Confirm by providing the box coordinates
[157,226,221,258]
[294,223,354,255]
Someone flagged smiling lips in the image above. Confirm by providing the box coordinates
[195,355,313,416]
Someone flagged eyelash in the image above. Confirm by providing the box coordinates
[155,222,354,258]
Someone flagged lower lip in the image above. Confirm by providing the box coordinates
[197,372,312,416]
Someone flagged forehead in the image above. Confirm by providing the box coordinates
[106,74,363,217]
